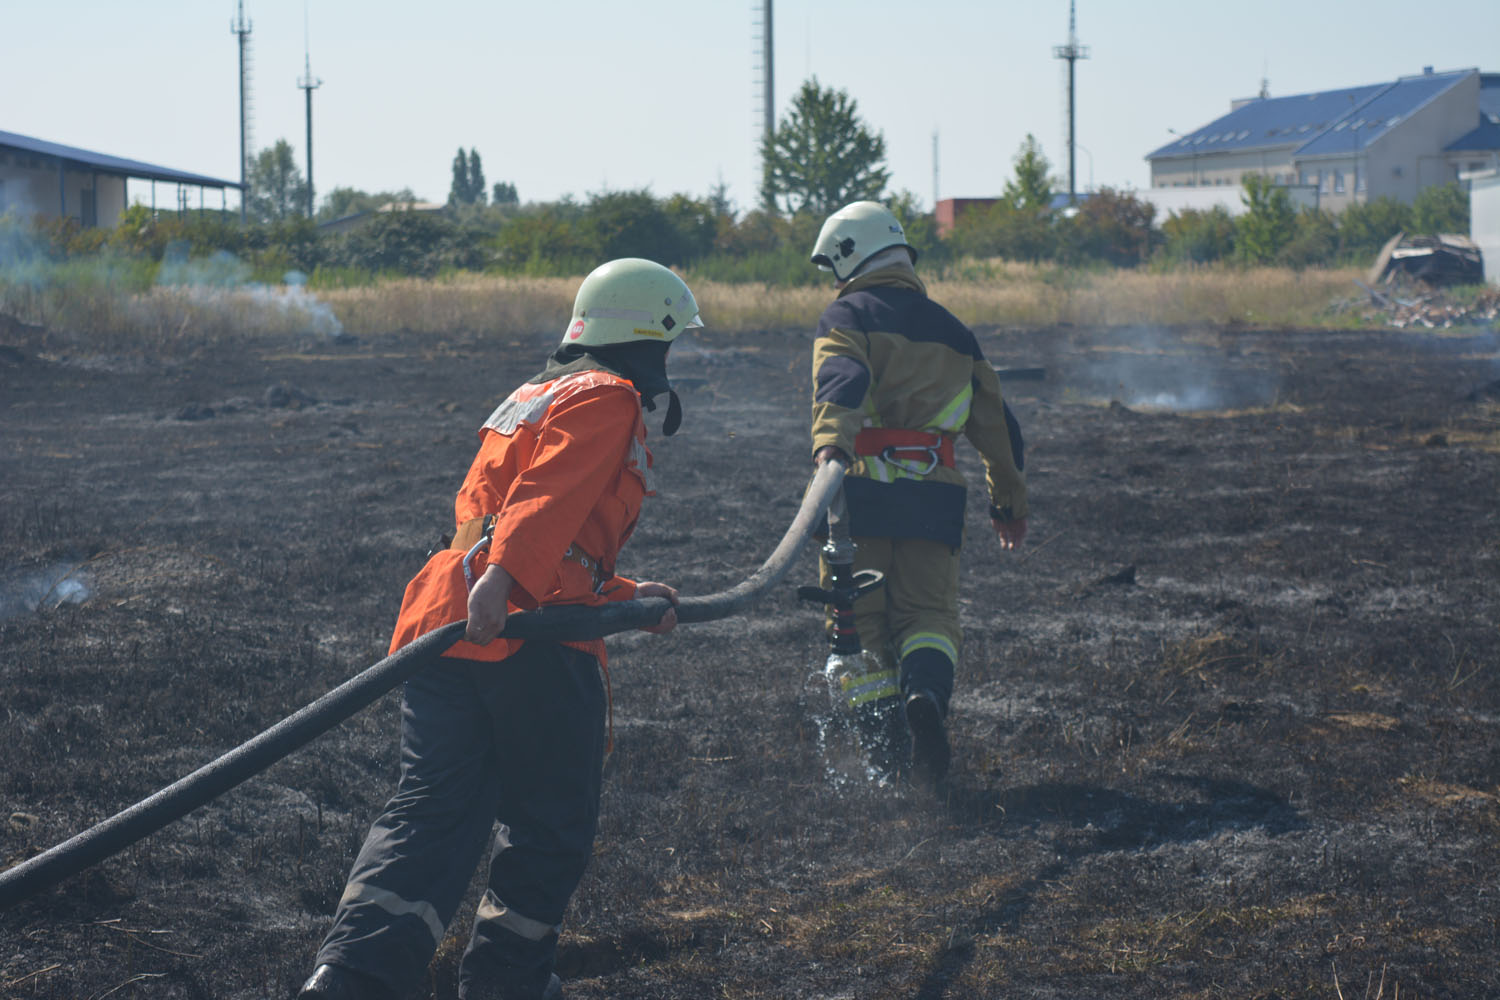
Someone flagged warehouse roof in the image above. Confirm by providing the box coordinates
[1146,69,1476,162]
[0,129,242,189]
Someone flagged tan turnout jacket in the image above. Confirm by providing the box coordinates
[811,266,1027,544]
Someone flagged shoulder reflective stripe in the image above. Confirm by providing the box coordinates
[481,371,633,435]
[339,882,446,945]
[933,384,973,431]
[476,890,562,941]
[840,668,899,706]
[900,632,958,663]
[482,388,555,435]
[629,437,655,495]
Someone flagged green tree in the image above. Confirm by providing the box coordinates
[1060,187,1157,266]
[761,77,890,217]
[1411,182,1468,235]
[1161,206,1236,264]
[1236,173,1296,264]
[246,139,309,224]
[947,201,1055,262]
[1277,209,1339,270]
[1338,196,1411,261]
[467,150,487,206]
[1003,135,1054,212]
[491,182,519,207]
[448,148,487,207]
[317,186,419,222]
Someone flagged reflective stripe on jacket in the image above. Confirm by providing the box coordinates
[810,267,1027,543]
[389,369,651,666]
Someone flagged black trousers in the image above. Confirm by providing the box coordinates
[314,641,606,999]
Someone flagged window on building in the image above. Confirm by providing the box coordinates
[80,188,97,228]
[1334,170,1345,194]
[1356,165,1365,193]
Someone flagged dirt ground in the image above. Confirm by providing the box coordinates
[1,311,1498,1000]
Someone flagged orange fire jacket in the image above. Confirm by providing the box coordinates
[388,369,652,666]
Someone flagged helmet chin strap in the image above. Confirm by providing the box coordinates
[663,390,682,436]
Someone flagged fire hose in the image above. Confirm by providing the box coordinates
[0,461,846,911]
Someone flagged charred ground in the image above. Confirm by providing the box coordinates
[1,317,1498,999]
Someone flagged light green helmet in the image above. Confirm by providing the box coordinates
[810,201,918,282]
[561,258,703,348]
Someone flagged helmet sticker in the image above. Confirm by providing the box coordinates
[568,319,586,340]
[661,315,676,332]
[633,327,666,338]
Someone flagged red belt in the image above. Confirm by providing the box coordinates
[853,428,955,472]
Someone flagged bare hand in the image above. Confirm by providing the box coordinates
[635,581,679,634]
[814,445,848,467]
[466,563,515,644]
[992,516,1028,550]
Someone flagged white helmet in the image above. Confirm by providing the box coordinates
[810,201,918,282]
[561,258,703,348]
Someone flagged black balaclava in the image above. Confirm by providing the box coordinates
[529,340,681,436]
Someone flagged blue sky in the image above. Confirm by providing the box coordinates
[3,1,1497,215]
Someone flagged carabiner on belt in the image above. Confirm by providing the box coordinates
[879,444,939,476]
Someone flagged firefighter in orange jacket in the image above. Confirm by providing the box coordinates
[298,259,701,1000]
[808,201,1028,786]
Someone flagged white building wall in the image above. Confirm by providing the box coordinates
[1359,74,1480,204]
[1470,173,1500,284]
[1139,185,1321,219]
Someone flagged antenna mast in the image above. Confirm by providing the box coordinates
[753,0,774,209]
[298,2,322,219]
[932,130,940,207]
[1052,0,1089,205]
[231,0,254,223]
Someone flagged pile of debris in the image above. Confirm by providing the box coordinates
[1349,279,1500,329]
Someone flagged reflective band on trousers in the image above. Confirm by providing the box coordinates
[841,667,899,707]
[340,882,446,945]
[477,890,562,942]
[901,632,958,663]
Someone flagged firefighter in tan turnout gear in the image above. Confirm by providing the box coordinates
[808,200,1028,785]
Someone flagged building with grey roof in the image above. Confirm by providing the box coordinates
[1146,68,1500,213]
[0,130,242,228]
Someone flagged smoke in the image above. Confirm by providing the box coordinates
[277,269,344,338]
[152,242,344,338]
[1072,328,1280,412]
[0,563,92,621]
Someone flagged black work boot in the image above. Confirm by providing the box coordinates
[904,689,950,787]
[297,964,394,1000]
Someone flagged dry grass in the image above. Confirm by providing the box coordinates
[926,262,1365,330]
[3,264,1373,347]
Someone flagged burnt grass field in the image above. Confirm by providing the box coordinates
[2,313,1498,999]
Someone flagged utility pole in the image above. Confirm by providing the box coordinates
[754,0,774,209]
[231,0,254,223]
[932,130,940,207]
[297,2,322,220]
[1052,0,1089,206]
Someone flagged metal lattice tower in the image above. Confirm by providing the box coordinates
[933,130,940,207]
[232,0,254,222]
[752,0,774,208]
[1053,0,1089,205]
[298,2,322,219]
